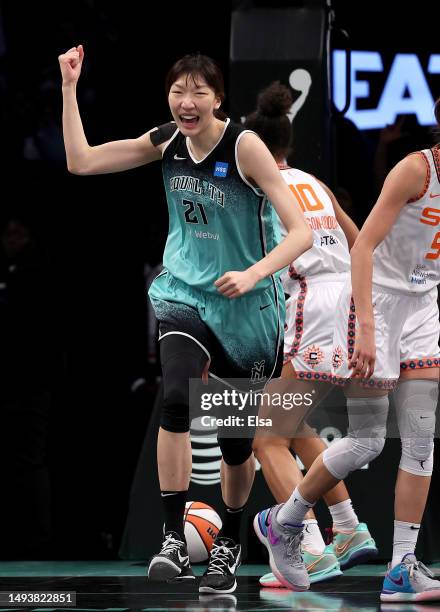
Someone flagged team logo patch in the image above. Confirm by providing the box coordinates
[303,345,324,368]
[332,346,344,370]
[251,360,266,384]
[213,161,229,178]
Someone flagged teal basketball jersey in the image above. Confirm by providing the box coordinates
[149,119,281,294]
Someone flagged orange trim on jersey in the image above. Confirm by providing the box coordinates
[432,144,440,183]
[334,298,397,389]
[288,263,302,280]
[284,279,307,360]
[347,297,356,360]
[400,357,440,371]
[295,371,333,383]
[407,151,430,203]
[331,374,397,390]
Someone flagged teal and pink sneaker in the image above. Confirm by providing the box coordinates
[326,523,378,570]
[381,553,440,602]
[259,545,342,588]
[254,505,309,591]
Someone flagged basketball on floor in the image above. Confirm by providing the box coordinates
[184,501,222,562]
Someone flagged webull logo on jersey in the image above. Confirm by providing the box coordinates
[213,161,229,178]
[194,230,219,240]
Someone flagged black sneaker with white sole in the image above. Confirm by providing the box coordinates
[147,531,195,582]
[199,537,241,593]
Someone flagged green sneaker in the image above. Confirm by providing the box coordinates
[303,547,343,583]
[259,545,342,587]
[327,523,378,570]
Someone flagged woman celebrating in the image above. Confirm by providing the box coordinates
[58,47,312,594]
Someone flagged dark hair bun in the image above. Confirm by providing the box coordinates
[257,81,293,117]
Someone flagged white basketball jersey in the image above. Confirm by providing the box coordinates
[278,165,350,293]
[373,147,440,295]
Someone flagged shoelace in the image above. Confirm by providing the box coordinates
[286,532,303,563]
[160,534,184,556]
[206,543,234,575]
[407,560,435,580]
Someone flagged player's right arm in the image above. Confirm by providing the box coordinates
[59,45,162,175]
[349,153,427,378]
[318,181,359,249]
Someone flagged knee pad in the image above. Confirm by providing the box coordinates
[323,435,386,479]
[395,379,438,476]
[323,396,388,479]
[160,333,209,433]
[217,437,253,466]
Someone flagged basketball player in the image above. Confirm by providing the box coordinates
[245,82,377,588]
[255,98,440,601]
[58,47,312,594]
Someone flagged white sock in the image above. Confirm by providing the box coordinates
[391,520,420,568]
[277,486,315,528]
[302,519,326,553]
[329,499,359,532]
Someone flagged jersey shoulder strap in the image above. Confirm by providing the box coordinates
[150,122,178,146]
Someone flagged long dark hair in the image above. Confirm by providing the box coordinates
[244,81,293,158]
[165,54,226,120]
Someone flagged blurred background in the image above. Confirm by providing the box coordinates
[0,0,439,561]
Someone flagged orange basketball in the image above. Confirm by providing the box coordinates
[184,501,222,562]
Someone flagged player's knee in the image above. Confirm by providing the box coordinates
[400,440,434,476]
[218,437,253,466]
[359,435,386,463]
[323,435,385,480]
[325,395,388,478]
[161,399,190,433]
[252,436,289,462]
[395,379,437,476]
[161,378,191,432]
[160,334,209,433]
[349,435,386,472]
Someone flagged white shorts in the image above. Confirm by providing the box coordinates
[331,282,440,389]
[284,277,347,382]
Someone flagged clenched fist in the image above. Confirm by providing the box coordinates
[58,45,84,86]
[214,269,260,298]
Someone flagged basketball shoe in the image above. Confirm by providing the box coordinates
[254,505,309,591]
[147,531,195,581]
[381,553,440,602]
[259,543,341,587]
[199,536,241,593]
[327,523,378,569]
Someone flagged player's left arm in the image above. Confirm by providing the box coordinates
[215,133,313,298]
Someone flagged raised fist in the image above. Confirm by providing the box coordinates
[58,45,84,86]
